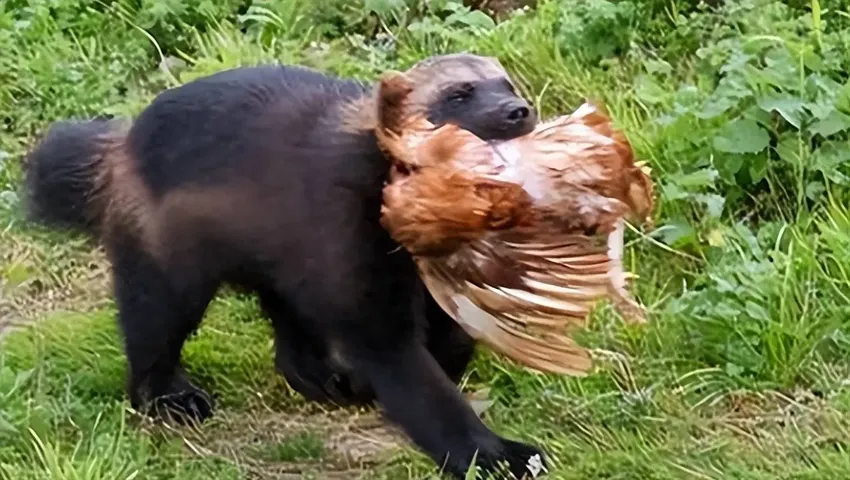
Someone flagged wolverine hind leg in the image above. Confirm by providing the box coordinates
[264,288,475,407]
[258,289,374,406]
[107,236,220,424]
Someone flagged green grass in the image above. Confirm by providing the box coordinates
[2,0,850,478]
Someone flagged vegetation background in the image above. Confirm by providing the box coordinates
[1,0,850,478]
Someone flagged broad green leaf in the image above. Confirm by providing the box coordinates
[748,153,768,183]
[696,194,726,218]
[717,153,744,180]
[713,118,770,154]
[656,219,696,248]
[838,81,850,113]
[803,49,825,72]
[697,99,731,120]
[710,273,738,293]
[758,95,805,129]
[744,104,774,129]
[364,0,406,16]
[806,181,826,200]
[661,183,689,201]
[428,0,450,11]
[644,59,673,76]
[720,49,753,74]
[812,141,850,184]
[804,98,835,120]
[668,168,720,189]
[696,95,736,120]
[465,10,496,29]
[775,133,802,166]
[809,110,850,137]
[674,84,701,106]
[446,10,495,29]
[758,48,800,90]
[715,76,752,100]
[635,74,667,105]
[812,140,850,169]
[443,0,464,12]
[806,74,842,102]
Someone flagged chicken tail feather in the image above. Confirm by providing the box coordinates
[452,294,594,376]
[605,220,648,323]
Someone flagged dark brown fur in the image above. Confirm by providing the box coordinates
[22,56,543,479]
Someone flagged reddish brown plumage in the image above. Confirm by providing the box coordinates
[375,71,655,375]
[381,168,534,256]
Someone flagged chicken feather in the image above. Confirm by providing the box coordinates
[374,71,655,376]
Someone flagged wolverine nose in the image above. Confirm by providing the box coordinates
[503,99,534,125]
[507,105,530,121]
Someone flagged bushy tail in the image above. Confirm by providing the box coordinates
[23,118,125,237]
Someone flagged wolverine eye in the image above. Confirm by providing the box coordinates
[447,82,475,103]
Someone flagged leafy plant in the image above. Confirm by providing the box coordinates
[665,221,847,387]
[631,0,850,255]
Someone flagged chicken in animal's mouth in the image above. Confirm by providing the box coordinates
[373,70,655,376]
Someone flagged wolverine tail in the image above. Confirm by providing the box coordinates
[22,118,126,237]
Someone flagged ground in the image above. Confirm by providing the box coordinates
[2,0,850,479]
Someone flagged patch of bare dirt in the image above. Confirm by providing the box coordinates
[159,405,409,479]
[142,389,496,478]
[0,229,111,338]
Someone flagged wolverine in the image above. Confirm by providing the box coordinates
[23,53,543,478]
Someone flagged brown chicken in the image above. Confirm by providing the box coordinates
[374,71,655,376]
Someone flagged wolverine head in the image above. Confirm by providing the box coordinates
[401,53,537,141]
[342,53,537,142]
